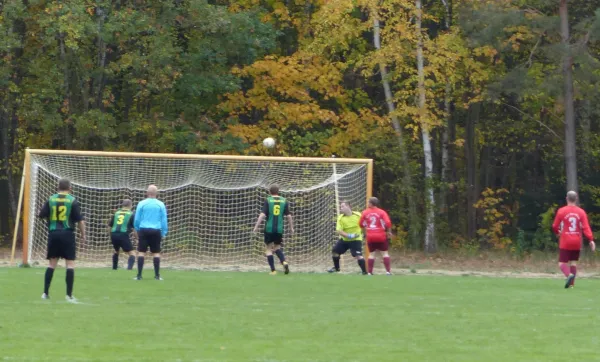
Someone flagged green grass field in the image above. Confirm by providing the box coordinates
[1,267,600,361]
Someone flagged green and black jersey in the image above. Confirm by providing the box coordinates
[108,208,135,233]
[262,196,290,234]
[38,192,83,232]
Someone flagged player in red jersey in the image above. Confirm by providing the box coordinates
[552,191,595,288]
[360,197,393,275]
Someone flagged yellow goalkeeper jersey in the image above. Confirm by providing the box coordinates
[336,212,363,241]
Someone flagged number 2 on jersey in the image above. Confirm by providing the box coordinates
[369,216,378,228]
[51,205,67,221]
[273,205,281,216]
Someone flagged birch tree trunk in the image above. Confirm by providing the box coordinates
[371,11,420,246]
[416,0,436,253]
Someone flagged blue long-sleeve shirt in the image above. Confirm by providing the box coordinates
[134,198,168,237]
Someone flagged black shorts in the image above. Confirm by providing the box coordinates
[138,228,162,253]
[111,232,133,253]
[47,230,76,260]
[332,239,363,257]
[264,233,283,245]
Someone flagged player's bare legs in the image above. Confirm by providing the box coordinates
[265,243,276,274]
[65,259,76,301]
[382,250,391,275]
[42,258,59,299]
[152,252,162,280]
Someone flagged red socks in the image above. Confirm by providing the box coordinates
[367,257,391,274]
[570,265,577,286]
[383,256,391,273]
[560,263,570,277]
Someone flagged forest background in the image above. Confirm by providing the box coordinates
[2,0,600,259]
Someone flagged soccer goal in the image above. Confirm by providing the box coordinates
[13,149,372,272]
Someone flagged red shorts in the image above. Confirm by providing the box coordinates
[367,241,389,252]
[559,249,580,263]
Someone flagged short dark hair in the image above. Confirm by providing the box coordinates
[122,199,132,208]
[58,179,71,191]
[368,197,379,207]
[269,184,279,195]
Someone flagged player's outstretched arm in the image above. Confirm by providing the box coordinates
[253,213,266,233]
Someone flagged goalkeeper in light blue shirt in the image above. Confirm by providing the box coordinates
[134,184,168,281]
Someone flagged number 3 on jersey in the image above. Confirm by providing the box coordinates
[568,217,579,232]
[273,205,281,216]
[51,205,67,221]
[116,214,125,225]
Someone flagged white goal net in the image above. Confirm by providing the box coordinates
[24,152,370,272]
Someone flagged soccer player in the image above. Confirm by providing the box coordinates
[253,184,294,275]
[360,197,393,275]
[108,199,136,270]
[133,185,168,281]
[328,201,368,274]
[38,179,86,302]
[552,191,595,288]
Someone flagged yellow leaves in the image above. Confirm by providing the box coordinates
[221,51,381,155]
[503,25,535,52]
[475,188,513,249]
[308,0,367,55]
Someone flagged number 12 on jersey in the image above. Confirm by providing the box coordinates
[51,205,67,221]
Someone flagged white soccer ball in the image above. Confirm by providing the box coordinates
[263,137,276,148]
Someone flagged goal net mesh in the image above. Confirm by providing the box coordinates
[26,153,369,272]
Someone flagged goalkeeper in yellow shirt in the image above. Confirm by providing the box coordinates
[328,201,368,274]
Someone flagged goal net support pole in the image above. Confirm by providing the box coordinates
[13,149,373,272]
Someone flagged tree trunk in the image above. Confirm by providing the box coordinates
[59,34,72,148]
[581,99,590,150]
[0,107,18,226]
[440,0,452,215]
[95,7,107,110]
[559,0,578,193]
[371,10,420,247]
[466,102,480,241]
[416,0,436,253]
